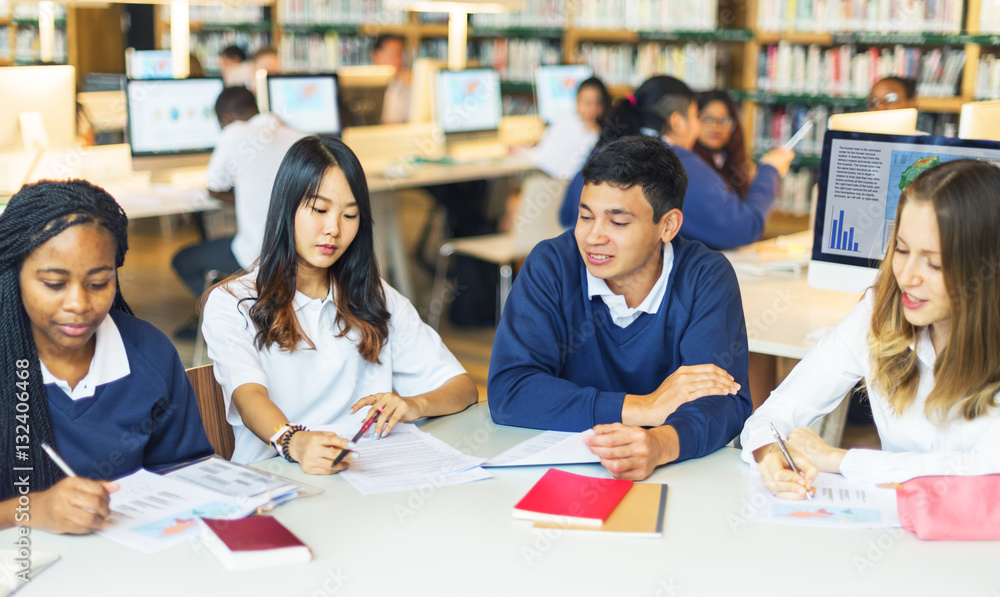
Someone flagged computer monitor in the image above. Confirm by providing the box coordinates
[534,65,593,124]
[958,100,1000,141]
[435,69,502,134]
[126,49,173,80]
[266,73,341,137]
[0,65,76,153]
[337,65,395,127]
[828,108,918,135]
[125,78,224,158]
[808,130,1000,294]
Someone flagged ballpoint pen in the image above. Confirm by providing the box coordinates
[331,406,384,468]
[41,442,77,477]
[769,423,813,500]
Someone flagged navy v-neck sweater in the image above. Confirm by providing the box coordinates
[488,230,752,463]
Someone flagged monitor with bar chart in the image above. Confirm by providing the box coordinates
[808,130,1000,293]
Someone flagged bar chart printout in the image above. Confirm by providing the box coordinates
[830,209,860,252]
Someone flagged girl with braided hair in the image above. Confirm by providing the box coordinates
[0,180,212,534]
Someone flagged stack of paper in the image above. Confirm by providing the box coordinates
[99,459,305,553]
[315,423,491,495]
[485,430,599,467]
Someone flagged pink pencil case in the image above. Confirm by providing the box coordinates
[896,475,1000,540]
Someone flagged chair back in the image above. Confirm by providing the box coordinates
[512,173,569,256]
[185,364,235,460]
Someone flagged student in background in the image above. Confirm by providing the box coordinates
[693,90,752,198]
[248,46,280,91]
[218,45,250,87]
[371,35,410,125]
[868,76,917,111]
[559,76,794,249]
[743,160,1000,497]
[202,137,478,468]
[0,180,213,534]
[489,136,750,481]
[171,87,306,338]
[533,76,612,180]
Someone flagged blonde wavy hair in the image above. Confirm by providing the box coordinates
[868,159,1000,422]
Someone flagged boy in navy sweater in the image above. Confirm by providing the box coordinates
[488,136,752,480]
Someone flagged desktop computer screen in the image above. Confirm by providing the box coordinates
[534,65,593,124]
[0,65,76,152]
[126,49,173,80]
[958,100,1000,141]
[266,74,341,136]
[435,69,502,134]
[126,78,224,156]
[809,130,1000,294]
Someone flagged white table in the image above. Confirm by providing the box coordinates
[5,403,997,597]
[724,232,862,359]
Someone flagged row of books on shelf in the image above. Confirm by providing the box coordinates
[9,26,66,63]
[476,39,562,83]
[0,26,7,60]
[277,0,406,26]
[188,5,266,25]
[470,0,568,30]
[757,0,963,33]
[2,2,66,20]
[976,53,1000,98]
[577,42,721,89]
[756,104,832,156]
[278,32,374,72]
[758,42,965,98]
[190,31,271,73]
[571,0,719,32]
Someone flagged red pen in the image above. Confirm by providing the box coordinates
[331,406,383,468]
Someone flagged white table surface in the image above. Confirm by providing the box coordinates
[725,232,863,359]
[5,403,997,597]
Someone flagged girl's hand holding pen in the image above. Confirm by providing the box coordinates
[350,392,420,439]
[787,426,848,474]
[287,431,355,474]
[754,440,819,500]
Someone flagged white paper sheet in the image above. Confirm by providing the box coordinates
[165,455,299,499]
[484,430,600,467]
[747,472,900,529]
[315,423,488,495]
[98,470,262,553]
[0,550,59,597]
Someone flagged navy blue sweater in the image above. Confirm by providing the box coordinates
[47,309,213,480]
[559,143,779,250]
[488,231,752,463]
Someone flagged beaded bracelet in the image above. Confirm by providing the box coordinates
[279,425,307,463]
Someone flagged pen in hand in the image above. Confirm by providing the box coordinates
[41,442,77,477]
[331,406,384,468]
[768,423,813,500]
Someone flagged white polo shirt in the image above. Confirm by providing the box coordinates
[205,113,307,268]
[202,273,468,464]
[585,242,674,328]
[40,315,130,400]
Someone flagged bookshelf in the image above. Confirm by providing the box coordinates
[1,2,68,65]
[139,0,996,219]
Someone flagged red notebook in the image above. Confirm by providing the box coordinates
[199,517,312,571]
[513,469,633,527]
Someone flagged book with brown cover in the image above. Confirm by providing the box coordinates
[532,483,668,537]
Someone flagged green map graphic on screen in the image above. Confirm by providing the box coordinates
[898,156,941,192]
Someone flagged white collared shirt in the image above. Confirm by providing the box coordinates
[40,314,130,400]
[202,272,468,464]
[585,242,674,328]
[741,290,1000,483]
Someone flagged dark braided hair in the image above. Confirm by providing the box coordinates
[0,179,132,501]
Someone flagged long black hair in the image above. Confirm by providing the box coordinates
[0,180,131,500]
[246,136,390,362]
[693,90,751,198]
